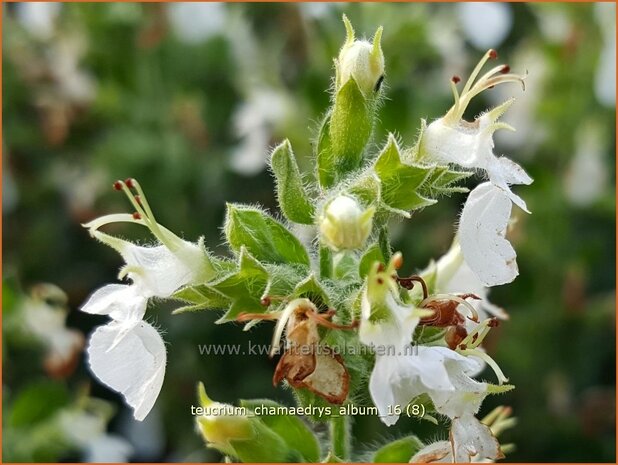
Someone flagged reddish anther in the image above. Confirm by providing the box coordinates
[125,178,136,188]
[501,65,510,74]
[452,75,461,84]
[132,212,142,220]
[113,181,123,191]
[488,49,498,59]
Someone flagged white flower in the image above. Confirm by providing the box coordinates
[458,182,519,287]
[20,284,84,378]
[419,50,532,287]
[319,195,375,252]
[80,179,214,420]
[336,15,384,96]
[435,240,509,326]
[57,402,133,463]
[359,253,424,349]
[411,414,502,463]
[15,2,61,40]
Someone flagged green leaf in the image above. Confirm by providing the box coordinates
[374,134,435,212]
[211,248,269,322]
[373,435,424,463]
[328,78,373,183]
[171,285,230,314]
[270,140,315,224]
[240,399,321,462]
[359,243,386,279]
[225,204,310,266]
[316,110,336,188]
[487,383,516,394]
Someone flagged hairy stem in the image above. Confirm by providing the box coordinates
[329,415,351,460]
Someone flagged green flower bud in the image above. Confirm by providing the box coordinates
[195,383,253,455]
[336,15,384,97]
[319,195,375,251]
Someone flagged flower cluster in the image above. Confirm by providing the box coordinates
[80,16,530,463]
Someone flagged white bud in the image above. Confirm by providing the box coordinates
[319,195,374,251]
[336,15,384,97]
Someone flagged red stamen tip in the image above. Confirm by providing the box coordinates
[393,255,403,270]
[125,178,136,188]
[488,318,500,327]
[501,65,510,74]
[113,181,123,191]
[451,75,461,84]
[377,278,384,285]
[132,212,142,220]
[134,195,142,205]
[260,297,271,306]
[488,49,498,59]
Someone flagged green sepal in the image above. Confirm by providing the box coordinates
[225,204,310,266]
[292,274,331,310]
[372,435,424,463]
[374,134,435,212]
[211,248,269,322]
[487,383,516,395]
[270,140,315,224]
[359,243,386,279]
[320,78,374,187]
[171,285,230,314]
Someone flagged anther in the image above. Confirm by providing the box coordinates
[377,278,384,285]
[134,195,142,205]
[261,297,272,307]
[377,263,385,272]
[488,49,498,59]
[500,65,510,74]
[488,318,500,328]
[451,75,461,84]
[125,178,136,189]
[132,212,142,220]
[393,254,403,270]
[113,181,123,191]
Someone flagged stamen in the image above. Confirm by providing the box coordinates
[124,178,136,189]
[461,49,495,96]
[271,301,303,357]
[451,75,461,84]
[132,212,142,220]
[113,181,123,191]
[307,309,358,330]
[236,312,281,322]
[459,348,509,384]
[501,65,510,74]
[420,293,477,320]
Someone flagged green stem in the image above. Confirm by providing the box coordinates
[329,415,351,460]
[319,245,333,280]
[378,225,392,261]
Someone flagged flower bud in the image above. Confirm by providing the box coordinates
[336,15,384,97]
[195,383,253,453]
[319,195,375,251]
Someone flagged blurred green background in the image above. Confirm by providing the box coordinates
[3,2,616,462]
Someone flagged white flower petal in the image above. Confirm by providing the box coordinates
[459,182,518,287]
[88,321,167,421]
[80,284,148,322]
[451,414,502,462]
[122,243,197,297]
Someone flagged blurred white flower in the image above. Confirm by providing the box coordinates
[58,405,133,462]
[230,88,291,175]
[20,284,84,378]
[15,2,61,40]
[564,122,609,207]
[457,3,513,50]
[532,5,572,44]
[167,2,226,44]
[594,3,616,107]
